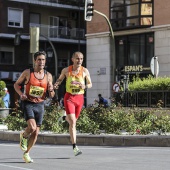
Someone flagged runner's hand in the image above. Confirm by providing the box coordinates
[48,84,54,92]
[20,94,27,101]
[79,84,86,90]
[54,82,60,89]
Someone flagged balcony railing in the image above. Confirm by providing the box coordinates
[38,0,85,7]
[30,23,85,40]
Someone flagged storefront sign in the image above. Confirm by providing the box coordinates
[124,65,150,72]
[125,65,143,72]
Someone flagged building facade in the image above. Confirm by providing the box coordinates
[0,0,86,107]
[86,0,170,106]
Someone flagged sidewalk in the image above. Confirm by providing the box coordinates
[0,130,170,147]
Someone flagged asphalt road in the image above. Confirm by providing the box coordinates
[0,140,170,170]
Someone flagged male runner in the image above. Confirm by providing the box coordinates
[54,51,92,156]
[14,51,55,163]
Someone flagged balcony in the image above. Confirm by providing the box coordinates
[9,0,85,9]
[30,23,85,42]
[40,0,85,7]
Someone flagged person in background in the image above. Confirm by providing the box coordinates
[54,51,92,156]
[2,87,10,108]
[14,51,55,163]
[96,94,109,108]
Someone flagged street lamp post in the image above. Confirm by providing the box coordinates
[40,34,58,81]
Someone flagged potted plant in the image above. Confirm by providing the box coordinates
[0,80,9,118]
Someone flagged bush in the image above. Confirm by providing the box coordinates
[42,104,68,133]
[0,80,6,108]
[4,103,170,135]
[4,108,26,131]
[129,75,170,91]
[77,108,100,134]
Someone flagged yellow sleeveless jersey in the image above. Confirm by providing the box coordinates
[66,65,85,95]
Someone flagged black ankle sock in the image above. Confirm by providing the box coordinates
[23,133,29,139]
[63,116,66,121]
[73,144,76,149]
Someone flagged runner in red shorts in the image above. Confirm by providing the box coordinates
[54,51,92,156]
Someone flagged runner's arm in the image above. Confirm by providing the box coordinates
[79,68,92,90]
[54,68,67,89]
[85,68,92,89]
[14,69,28,100]
[47,72,55,98]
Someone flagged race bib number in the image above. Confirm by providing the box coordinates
[72,88,80,94]
[29,85,44,98]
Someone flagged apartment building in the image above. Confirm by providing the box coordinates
[0,0,86,107]
[86,0,170,106]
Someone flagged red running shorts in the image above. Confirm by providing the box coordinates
[64,92,84,119]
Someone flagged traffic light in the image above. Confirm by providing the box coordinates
[14,32,21,45]
[117,66,125,81]
[84,0,94,21]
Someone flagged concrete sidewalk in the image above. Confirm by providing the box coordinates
[0,131,170,147]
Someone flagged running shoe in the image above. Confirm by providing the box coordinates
[73,146,82,156]
[20,132,27,151]
[23,152,33,163]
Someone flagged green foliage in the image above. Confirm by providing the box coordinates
[3,103,170,135]
[0,80,6,108]
[77,108,100,134]
[129,75,170,91]
[4,108,27,131]
[42,104,68,133]
[154,112,170,134]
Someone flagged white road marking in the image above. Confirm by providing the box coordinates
[0,163,34,170]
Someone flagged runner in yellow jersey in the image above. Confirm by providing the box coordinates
[54,52,92,156]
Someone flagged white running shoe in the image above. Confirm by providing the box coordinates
[23,152,33,163]
[73,146,82,156]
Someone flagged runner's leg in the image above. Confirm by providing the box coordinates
[25,119,39,153]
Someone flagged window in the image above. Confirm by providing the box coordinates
[0,47,14,65]
[49,16,59,37]
[30,13,40,26]
[115,33,154,67]
[110,0,153,30]
[8,8,23,28]
[141,2,152,25]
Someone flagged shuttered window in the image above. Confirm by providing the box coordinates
[8,8,23,27]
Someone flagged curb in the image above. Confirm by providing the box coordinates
[0,131,170,147]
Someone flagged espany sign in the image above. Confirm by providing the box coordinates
[124,65,143,72]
